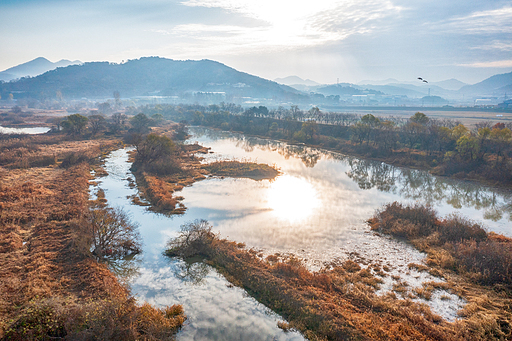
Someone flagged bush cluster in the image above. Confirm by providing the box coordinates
[4,297,185,341]
[369,202,512,286]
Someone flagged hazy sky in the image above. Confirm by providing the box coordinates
[1,0,511,84]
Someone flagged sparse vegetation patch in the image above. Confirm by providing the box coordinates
[204,160,279,180]
[164,220,512,340]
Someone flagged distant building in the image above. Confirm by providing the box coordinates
[498,99,512,109]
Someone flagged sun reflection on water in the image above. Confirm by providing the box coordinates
[266,175,320,222]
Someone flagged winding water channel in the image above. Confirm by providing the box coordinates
[0,125,51,134]
[94,127,512,340]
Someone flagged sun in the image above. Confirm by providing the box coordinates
[266,175,320,223]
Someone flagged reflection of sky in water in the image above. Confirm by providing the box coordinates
[97,148,304,341]
[191,127,512,237]
[267,175,321,223]
[0,125,50,134]
[96,128,512,330]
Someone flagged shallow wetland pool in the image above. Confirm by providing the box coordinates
[93,127,512,339]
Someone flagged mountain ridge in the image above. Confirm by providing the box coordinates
[0,57,81,81]
[275,76,320,86]
[0,57,304,102]
[460,71,512,95]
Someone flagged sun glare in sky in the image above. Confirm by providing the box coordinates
[266,175,320,223]
[0,0,511,83]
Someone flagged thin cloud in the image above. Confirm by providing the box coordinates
[439,6,512,34]
[147,29,171,35]
[459,60,512,68]
[177,0,403,51]
[471,40,512,51]
[308,0,403,34]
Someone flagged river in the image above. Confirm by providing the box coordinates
[0,125,51,134]
[93,127,512,339]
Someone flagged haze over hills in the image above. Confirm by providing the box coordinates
[0,57,304,102]
[357,78,466,90]
[429,79,467,91]
[357,78,401,86]
[274,76,320,86]
[314,84,384,97]
[0,57,81,82]
[1,56,512,107]
[459,71,512,96]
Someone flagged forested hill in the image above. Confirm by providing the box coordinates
[459,71,512,95]
[0,57,304,101]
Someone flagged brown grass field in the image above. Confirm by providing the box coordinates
[4,112,511,340]
[0,132,185,340]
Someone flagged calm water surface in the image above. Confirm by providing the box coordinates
[0,125,50,134]
[95,127,512,337]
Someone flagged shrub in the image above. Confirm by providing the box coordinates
[455,239,512,285]
[60,152,93,168]
[165,219,216,258]
[439,215,487,243]
[135,133,175,165]
[144,157,182,176]
[370,202,512,287]
[4,297,185,341]
[369,202,438,239]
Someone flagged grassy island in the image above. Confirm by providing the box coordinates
[130,129,279,215]
[204,160,279,180]
[165,217,512,341]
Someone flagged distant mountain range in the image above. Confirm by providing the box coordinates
[0,57,304,101]
[0,57,81,82]
[430,79,467,91]
[275,76,320,86]
[357,78,467,91]
[357,78,401,86]
[460,71,512,96]
[314,84,385,96]
[1,56,511,104]
[357,74,512,97]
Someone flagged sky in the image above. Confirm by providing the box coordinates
[1,0,511,84]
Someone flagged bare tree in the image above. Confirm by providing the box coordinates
[165,220,215,258]
[113,90,121,110]
[89,114,106,135]
[87,207,141,260]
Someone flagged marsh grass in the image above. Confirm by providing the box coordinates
[368,202,512,339]
[130,135,209,215]
[4,297,185,341]
[205,159,279,180]
[368,202,512,286]
[164,220,507,340]
[0,133,185,340]
[132,131,278,216]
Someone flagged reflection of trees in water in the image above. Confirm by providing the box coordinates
[190,127,326,168]
[300,153,320,168]
[190,127,512,222]
[346,158,512,221]
[190,127,233,143]
[107,254,142,286]
[239,135,325,168]
[234,139,255,153]
[172,258,210,285]
[346,159,398,192]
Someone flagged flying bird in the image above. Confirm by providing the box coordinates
[417,77,423,80]
[423,80,428,83]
